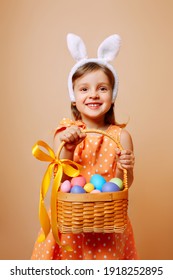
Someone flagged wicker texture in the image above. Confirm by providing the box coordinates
[56,129,128,234]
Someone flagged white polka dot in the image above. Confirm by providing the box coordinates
[104,159,108,162]
[85,154,88,158]
[110,153,113,157]
[99,153,103,157]
[104,255,107,259]
[46,250,49,254]
[88,250,92,254]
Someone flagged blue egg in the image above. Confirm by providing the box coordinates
[70,185,86,194]
[102,182,120,192]
[90,174,106,191]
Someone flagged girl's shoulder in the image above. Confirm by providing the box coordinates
[107,125,133,149]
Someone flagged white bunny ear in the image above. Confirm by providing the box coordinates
[67,33,87,62]
[97,34,121,62]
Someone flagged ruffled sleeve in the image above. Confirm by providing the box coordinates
[54,118,86,136]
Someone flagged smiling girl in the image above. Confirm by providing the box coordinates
[31,33,138,260]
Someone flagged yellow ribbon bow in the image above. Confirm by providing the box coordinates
[32,140,82,251]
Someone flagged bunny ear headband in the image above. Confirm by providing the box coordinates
[67,33,121,102]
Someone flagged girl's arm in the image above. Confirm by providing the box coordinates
[53,125,86,181]
[115,129,135,188]
[53,125,86,160]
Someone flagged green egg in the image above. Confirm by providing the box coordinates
[109,177,124,190]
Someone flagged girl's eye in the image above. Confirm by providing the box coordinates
[99,87,108,91]
[80,88,88,92]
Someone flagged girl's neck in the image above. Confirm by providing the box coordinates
[81,116,109,131]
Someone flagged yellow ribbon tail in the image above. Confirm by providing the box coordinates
[32,140,82,251]
[51,164,62,247]
[37,163,54,242]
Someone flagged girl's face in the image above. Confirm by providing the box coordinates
[73,70,113,123]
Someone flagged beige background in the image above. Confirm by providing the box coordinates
[1,0,173,260]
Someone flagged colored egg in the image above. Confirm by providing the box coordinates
[84,183,94,193]
[102,182,120,192]
[109,177,124,190]
[71,175,86,187]
[60,180,71,193]
[90,174,106,191]
[91,189,101,193]
[70,185,86,194]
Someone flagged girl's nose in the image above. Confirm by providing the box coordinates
[89,89,99,98]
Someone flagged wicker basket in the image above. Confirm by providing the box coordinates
[56,129,128,234]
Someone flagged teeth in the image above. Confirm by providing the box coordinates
[87,104,100,107]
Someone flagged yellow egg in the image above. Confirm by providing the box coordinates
[84,183,95,193]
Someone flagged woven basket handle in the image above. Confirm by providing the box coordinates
[56,128,128,190]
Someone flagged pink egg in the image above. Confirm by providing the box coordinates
[90,189,101,193]
[60,180,71,193]
[71,176,86,187]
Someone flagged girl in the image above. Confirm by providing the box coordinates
[31,33,138,260]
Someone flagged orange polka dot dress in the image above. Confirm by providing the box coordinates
[31,119,138,260]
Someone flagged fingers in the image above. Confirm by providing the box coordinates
[116,148,135,170]
[60,126,86,144]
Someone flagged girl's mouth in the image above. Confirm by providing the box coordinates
[85,103,102,109]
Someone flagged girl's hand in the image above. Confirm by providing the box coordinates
[116,148,135,170]
[59,125,86,151]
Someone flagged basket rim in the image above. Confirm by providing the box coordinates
[57,189,128,202]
